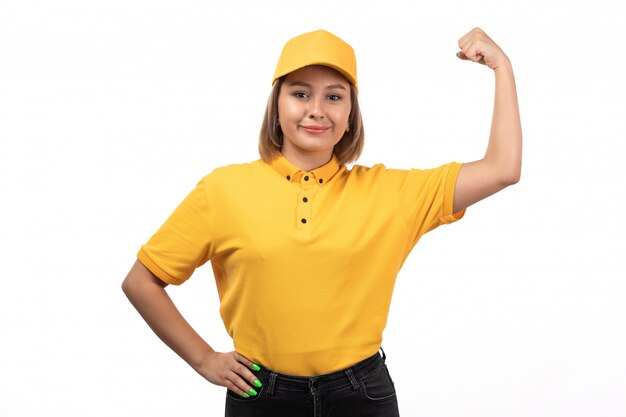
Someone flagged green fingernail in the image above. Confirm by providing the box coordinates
[254,379,262,388]
[252,363,261,371]
[243,392,250,398]
[249,388,258,396]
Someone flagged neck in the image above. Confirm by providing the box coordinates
[280,147,334,172]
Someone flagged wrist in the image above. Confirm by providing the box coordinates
[191,347,217,373]
[494,58,513,73]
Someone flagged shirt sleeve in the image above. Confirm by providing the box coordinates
[136,175,214,285]
[384,161,467,249]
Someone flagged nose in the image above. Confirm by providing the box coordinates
[307,95,325,119]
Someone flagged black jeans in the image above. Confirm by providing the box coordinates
[225,347,400,417]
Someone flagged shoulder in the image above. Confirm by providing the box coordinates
[347,162,417,182]
[346,161,462,188]
[347,162,389,176]
[198,160,260,185]
[353,160,461,173]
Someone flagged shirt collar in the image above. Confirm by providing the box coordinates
[267,153,342,185]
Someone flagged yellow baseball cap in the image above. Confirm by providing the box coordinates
[272,29,358,91]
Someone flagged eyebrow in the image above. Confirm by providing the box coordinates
[286,81,347,91]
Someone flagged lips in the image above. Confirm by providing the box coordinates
[301,125,330,134]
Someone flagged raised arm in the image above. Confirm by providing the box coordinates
[452,28,522,213]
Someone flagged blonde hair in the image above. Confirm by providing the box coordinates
[258,76,365,165]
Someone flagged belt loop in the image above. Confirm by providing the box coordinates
[267,371,278,396]
[380,346,386,362]
[344,368,360,391]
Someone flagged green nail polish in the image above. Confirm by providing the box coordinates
[254,379,262,388]
[249,388,258,396]
[243,392,250,398]
[252,363,261,371]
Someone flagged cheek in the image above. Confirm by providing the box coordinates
[331,106,351,126]
[278,98,301,122]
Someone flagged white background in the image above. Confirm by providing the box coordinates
[1,0,625,416]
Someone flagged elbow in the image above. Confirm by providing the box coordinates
[497,174,519,188]
[121,276,132,297]
[121,266,140,298]
[122,260,169,299]
[488,158,521,186]
[506,172,521,185]
[500,167,521,186]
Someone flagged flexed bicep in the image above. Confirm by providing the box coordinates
[453,159,518,213]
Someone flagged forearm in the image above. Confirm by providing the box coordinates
[484,60,522,182]
[122,261,215,372]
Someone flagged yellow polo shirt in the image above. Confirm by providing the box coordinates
[137,153,466,376]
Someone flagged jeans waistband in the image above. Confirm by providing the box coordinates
[257,347,387,395]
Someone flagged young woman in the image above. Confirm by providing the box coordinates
[122,28,522,417]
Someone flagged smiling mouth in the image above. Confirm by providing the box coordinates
[301,126,330,134]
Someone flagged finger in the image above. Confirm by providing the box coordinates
[461,41,480,62]
[225,363,259,398]
[463,41,482,62]
[458,31,473,48]
[232,356,263,393]
[458,27,481,48]
[459,35,473,51]
[234,351,260,371]
[224,375,255,398]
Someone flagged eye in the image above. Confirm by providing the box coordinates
[292,91,309,99]
[328,94,342,101]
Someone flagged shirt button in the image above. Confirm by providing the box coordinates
[302,197,308,203]
[301,218,307,224]
[286,175,291,180]
[319,178,323,183]
[304,175,309,181]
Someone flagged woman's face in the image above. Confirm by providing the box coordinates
[277,65,351,163]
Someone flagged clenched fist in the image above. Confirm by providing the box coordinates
[456,27,510,70]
